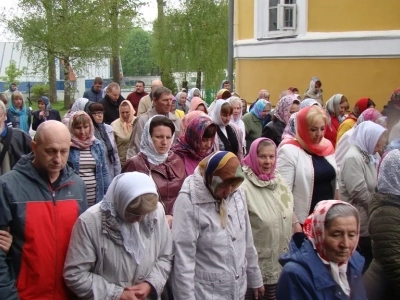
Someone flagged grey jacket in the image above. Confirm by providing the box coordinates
[171,169,263,300]
[64,202,173,300]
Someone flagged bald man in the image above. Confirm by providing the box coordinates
[137,79,163,116]
[0,121,87,299]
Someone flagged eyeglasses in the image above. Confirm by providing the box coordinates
[91,111,104,116]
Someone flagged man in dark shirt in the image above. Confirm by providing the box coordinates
[99,82,124,124]
[126,80,148,116]
[83,77,103,102]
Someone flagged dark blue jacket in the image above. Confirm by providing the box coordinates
[83,87,103,102]
[277,233,366,300]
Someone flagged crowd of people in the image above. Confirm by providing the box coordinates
[0,77,399,299]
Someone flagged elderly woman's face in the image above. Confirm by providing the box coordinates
[308,118,325,144]
[257,145,275,174]
[151,125,173,154]
[231,102,241,118]
[374,133,388,154]
[215,181,237,199]
[325,216,358,264]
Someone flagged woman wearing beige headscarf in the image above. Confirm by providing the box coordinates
[111,100,136,167]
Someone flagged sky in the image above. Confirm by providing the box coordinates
[0,0,161,41]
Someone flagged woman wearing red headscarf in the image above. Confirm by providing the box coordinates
[336,97,375,142]
[277,105,337,226]
[276,200,366,299]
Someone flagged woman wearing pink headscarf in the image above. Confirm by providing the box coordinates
[277,200,366,299]
[241,138,294,300]
[189,97,208,114]
[180,111,209,133]
[262,95,300,146]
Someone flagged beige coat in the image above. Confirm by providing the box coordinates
[63,202,173,300]
[111,117,135,166]
[241,166,293,284]
[137,94,152,116]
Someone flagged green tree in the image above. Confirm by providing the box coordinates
[161,71,178,94]
[0,60,27,86]
[121,28,154,76]
[152,0,228,89]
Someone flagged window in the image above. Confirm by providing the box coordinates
[255,0,299,39]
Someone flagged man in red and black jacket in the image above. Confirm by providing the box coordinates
[0,120,87,300]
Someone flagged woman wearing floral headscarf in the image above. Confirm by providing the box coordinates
[111,100,136,167]
[263,95,300,147]
[324,94,349,147]
[300,98,321,109]
[123,115,185,228]
[32,96,61,130]
[172,116,217,176]
[64,172,173,300]
[242,99,271,153]
[339,121,388,271]
[181,110,209,133]
[277,105,337,225]
[336,97,376,142]
[382,87,400,133]
[68,111,111,207]
[209,99,244,159]
[171,151,264,300]
[241,138,294,300]
[277,200,366,299]
[364,149,400,300]
[336,108,387,171]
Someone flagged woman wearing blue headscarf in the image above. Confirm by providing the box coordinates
[242,99,271,153]
[6,91,31,134]
[32,96,61,130]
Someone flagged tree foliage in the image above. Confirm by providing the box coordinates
[121,27,155,76]
[161,71,178,95]
[152,0,228,88]
[0,60,27,85]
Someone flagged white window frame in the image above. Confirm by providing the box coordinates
[255,0,307,39]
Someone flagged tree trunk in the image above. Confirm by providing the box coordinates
[47,52,57,103]
[63,57,71,109]
[196,70,201,89]
[157,0,165,77]
[111,2,120,85]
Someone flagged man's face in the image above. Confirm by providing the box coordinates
[32,135,70,179]
[154,93,172,114]
[107,87,120,102]
[93,82,103,92]
[223,83,231,90]
[135,83,144,93]
[11,84,17,91]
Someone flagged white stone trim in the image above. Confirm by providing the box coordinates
[235,30,400,58]
[254,0,308,39]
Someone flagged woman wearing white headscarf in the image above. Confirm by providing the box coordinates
[339,121,388,271]
[62,97,89,126]
[122,115,185,228]
[64,172,173,300]
[228,96,246,150]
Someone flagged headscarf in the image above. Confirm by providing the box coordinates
[216,89,230,99]
[189,97,208,114]
[348,121,386,156]
[250,99,270,120]
[100,172,159,264]
[85,101,115,163]
[9,93,28,133]
[242,138,276,181]
[356,108,386,127]
[389,87,400,105]
[187,88,200,103]
[304,77,323,101]
[300,98,321,109]
[171,116,216,161]
[71,98,89,112]
[198,151,244,228]
[274,95,299,124]
[228,96,243,125]
[325,94,344,119]
[377,149,400,196]
[281,112,298,141]
[386,138,400,152]
[209,99,229,126]
[285,106,335,156]
[40,96,52,111]
[303,200,360,296]
[140,115,175,165]
[175,92,189,113]
[346,97,372,121]
[119,100,135,135]
[181,111,210,133]
[68,111,95,150]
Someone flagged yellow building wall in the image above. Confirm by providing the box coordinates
[235,58,400,110]
[308,0,400,32]
[234,0,254,41]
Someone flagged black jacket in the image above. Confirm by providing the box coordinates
[99,95,124,125]
[262,118,286,146]
[31,109,62,131]
[2,127,32,173]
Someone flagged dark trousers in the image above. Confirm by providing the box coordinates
[358,236,373,273]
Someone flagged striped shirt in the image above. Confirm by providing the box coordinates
[79,149,97,207]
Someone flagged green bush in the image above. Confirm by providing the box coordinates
[31,84,50,102]
[161,71,178,95]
